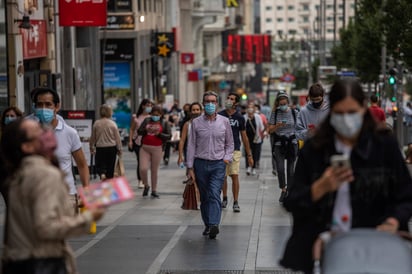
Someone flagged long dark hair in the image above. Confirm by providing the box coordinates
[0,119,28,173]
[312,79,377,149]
[136,99,152,117]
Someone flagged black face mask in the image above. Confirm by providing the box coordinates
[312,100,323,109]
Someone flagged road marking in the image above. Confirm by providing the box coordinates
[74,206,136,258]
[244,162,266,271]
[146,225,188,274]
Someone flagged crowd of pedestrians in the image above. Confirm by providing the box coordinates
[1,77,412,273]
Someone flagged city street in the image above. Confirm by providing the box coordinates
[65,141,294,274]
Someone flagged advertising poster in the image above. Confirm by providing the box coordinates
[103,62,131,139]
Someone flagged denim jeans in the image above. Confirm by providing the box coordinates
[194,158,226,226]
[273,144,298,189]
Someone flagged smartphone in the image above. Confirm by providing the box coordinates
[330,154,351,169]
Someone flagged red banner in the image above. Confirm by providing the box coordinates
[20,20,48,60]
[181,53,194,64]
[59,0,107,26]
[226,34,271,64]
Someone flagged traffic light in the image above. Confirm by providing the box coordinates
[241,94,248,100]
[388,67,398,86]
[388,75,396,85]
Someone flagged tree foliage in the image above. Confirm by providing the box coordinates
[331,0,412,82]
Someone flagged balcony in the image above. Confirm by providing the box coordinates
[192,0,225,17]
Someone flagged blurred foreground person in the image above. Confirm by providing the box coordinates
[1,119,104,274]
[280,79,412,273]
[89,104,122,179]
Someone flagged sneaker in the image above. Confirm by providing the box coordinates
[279,191,288,203]
[246,166,252,175]
[151,191,160,198]
[138,180,144,189]
[142,186,150,197]
[252,168,256,175]
[209,225,219,239]
[202,226,210,236]
[233,202,240,213]
[164,158,169,166]
[222,199,228,208]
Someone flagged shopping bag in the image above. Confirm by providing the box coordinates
[114,156,125,177]
[181,179,197,210]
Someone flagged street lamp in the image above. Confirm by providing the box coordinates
[14,15,32,29]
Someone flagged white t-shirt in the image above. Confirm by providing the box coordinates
[331,137,352,233]
[54,116,82,195]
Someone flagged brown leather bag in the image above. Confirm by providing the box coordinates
[181,180,197,210]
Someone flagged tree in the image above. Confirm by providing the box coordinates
[331,21,356,69]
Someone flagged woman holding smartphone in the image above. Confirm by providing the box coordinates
[280,79,412,273]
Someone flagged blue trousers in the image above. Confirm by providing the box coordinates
[194,158,226,226]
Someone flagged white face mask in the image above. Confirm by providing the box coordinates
[330,112,364,138]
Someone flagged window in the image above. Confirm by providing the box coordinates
[266,18,273,23]
[266,6,272,11]
[302,16,309,22]
[277,6,283,10]
[302,4,309,11]
[277,18,283,22]
[327,29,334,33]
[315,4,319,10]
[288,18,294,22]
[326,4,333,9]
[327,17,333,21]
[303,28,309,35]
[288,5,294,10]
[288,29,297,35]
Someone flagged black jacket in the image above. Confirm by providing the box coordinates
[280,130,412,272]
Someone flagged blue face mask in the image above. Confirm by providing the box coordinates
[4,116,16,125]
[151,115,160,122]
[204,103,216,115]
[35,108,55,124]
[145,107,152,113]
[278,105,288,112]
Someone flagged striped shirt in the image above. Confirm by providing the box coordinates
[186,114,234,168]
[269,108,298,145]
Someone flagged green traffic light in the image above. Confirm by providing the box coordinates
[388,76,396,85]
[391,96,396,102]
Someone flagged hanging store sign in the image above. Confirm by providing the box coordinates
[181,53,195,64]
[104,14,134,30]
[59,0,107,26]
[20,20,48,60]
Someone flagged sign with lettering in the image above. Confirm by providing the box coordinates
[59,0,107,26]
[20,20,48,60]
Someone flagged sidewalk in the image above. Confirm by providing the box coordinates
[71,141,297,274]
[0,141,298,274]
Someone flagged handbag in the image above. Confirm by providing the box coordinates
[114,156,125,177]
[181,179,198,210]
